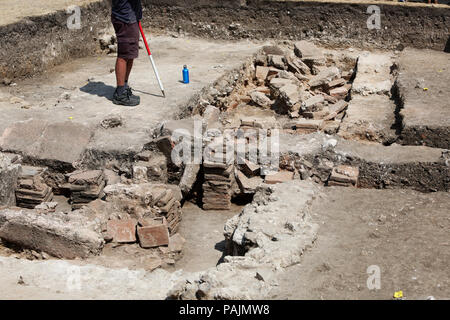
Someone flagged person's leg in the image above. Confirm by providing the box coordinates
[113,55,139,106]
[111,16,140,106]
[115,57,127,89]
[125,59,134,84]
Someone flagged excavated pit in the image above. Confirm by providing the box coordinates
[0,0,449,300]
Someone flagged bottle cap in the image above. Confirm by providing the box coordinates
[183,65,187,69]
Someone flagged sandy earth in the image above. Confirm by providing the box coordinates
[272,187,450,300]
[177,202,242,272]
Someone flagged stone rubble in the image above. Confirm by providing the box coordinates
[328,165,360,187]
[214,41,353,138]
[103,183,183,235]
[168,181,319,300]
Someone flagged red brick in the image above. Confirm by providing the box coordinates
[264,171,294,184]
[138,217,168,228]
[106,219,137,243]
[137,225,169,248]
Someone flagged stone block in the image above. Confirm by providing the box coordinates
[250,91,272,108]
[236,170,263,194]
[309,67,340,88]
[267,55,286,70]
[329,86,349,99]
[0,208,104,259]
[294,41,325,66]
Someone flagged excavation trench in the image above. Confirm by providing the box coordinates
[0,1,449,300]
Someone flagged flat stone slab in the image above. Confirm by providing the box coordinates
[396,48,450,149]
[339,94,396,144]
[352,52,393,95]
[0,119,93,167]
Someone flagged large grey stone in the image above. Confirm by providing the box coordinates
[0,208,104,259]
[338,94,396,144]
[309,67,340,88]
[352,52,393,95]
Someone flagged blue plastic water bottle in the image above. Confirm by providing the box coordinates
[182,65,190,84]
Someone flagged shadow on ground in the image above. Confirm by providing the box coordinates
[80,81,115,101]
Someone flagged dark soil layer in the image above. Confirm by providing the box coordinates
[1,0,449,80]
[142,0,450,50]
[0,1,110,81]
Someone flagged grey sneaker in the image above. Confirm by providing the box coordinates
[112,88,140,107]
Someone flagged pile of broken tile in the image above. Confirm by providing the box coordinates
[65,170,106,210]
[103,182,183,248]
[15,166,53,209]
[221,41,353,135]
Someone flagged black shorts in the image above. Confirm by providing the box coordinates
[111,15,140,60]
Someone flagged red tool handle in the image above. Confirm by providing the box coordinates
[138,21,152,56]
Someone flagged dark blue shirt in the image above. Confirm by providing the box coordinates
[111,0,142,24]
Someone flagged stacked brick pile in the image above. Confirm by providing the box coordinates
[151,184,183,235]
[66,170,106,209]
[15,166,53,209]
[202,159,235,210]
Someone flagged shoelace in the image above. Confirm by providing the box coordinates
[126,87,132,97]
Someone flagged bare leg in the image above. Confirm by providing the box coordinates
[125,59,134,83]
[115,57,127,87]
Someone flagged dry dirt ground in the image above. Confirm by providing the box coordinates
[272,187,450,300]
[0,36,263,159]
[176,203,242,272]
